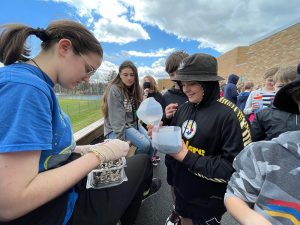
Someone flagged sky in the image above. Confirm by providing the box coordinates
[1,0,300,81]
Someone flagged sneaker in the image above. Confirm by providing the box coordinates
[155,155,161,162]
[165,210,181,225]
[142,178,161,201]
[152,160,158,167]
[152,156,158,167]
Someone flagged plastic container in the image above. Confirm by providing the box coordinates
[86,157,128,189]
[136,97,163,125]
[152,126,182,154]
[253,94,263,114]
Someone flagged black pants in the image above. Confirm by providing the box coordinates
[0,154,153,225]
[68,154,153,225]
[192,216,221,225]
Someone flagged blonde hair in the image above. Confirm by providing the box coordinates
[244,81,254,90]
[263,66,280,79]
[274,65,297,84]
[143,75,158,92]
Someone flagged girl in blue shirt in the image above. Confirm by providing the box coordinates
[0,20,158,225]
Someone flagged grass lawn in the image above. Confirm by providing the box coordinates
[59,98,102,132]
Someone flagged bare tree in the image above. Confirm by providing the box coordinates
[103,70,117,83]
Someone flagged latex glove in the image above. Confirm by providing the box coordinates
[91,139,129,162]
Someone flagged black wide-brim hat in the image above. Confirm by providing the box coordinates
[171,53,224,82]
[273,63,300,114]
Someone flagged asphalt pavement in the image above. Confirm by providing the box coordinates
[135,153,240,225]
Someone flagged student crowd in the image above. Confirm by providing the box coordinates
[0,19,299,225]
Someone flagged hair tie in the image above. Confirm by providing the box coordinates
[34,28,51,42]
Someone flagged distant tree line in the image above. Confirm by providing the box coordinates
[54,70,118,95]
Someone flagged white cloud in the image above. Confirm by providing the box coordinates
[50,0,300,51]
[51,0,150,44]
[48,0,300,78]
[92,60,118,82]
[92,58,168,81]
[138,58,168,79]
[0,63,3,67]
[93,17,149,44]
[123,0,300,52]
[123,48,175,57]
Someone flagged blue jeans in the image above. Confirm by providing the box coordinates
[107,124,154,157]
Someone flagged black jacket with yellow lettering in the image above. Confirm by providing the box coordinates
[166,82,251,220]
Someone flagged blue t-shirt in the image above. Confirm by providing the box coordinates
[0,63,77,225]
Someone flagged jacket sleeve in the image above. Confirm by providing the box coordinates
[161,93,173,125]
[107,85,127,140]
[251,111,267,141]
[243,90,256,115]
[236,94,242,109]
[231,86,239,103]
[161,114,172,126]
[225,144,262,203]
[155,92,164,106]
[181,111,251,182]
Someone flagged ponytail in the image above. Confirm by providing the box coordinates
[0,24,43,65]
[0,20,103,65]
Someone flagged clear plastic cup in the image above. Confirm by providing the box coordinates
[136,97,163,125]
[152,126,182,154]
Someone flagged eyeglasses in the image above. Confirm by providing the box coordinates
[79,53,97,77]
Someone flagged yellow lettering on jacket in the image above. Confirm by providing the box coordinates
[185,140,205,156]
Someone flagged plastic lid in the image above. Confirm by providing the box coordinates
[253,94,263,99]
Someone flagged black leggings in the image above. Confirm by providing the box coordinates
[0,154,153,225]
[68,154,153,225]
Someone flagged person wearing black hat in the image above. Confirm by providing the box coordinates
[164,53,252,224]
[251,65,299,141]
[224,63,300,225]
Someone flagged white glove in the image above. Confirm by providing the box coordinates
[91,139,129,162]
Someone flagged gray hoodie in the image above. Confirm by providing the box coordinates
[225,130,300,225]
[104,84,137,140]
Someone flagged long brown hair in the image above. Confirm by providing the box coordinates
[0,20,103,65]
[102,60,142,118]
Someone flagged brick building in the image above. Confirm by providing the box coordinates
[217,21,300,84]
